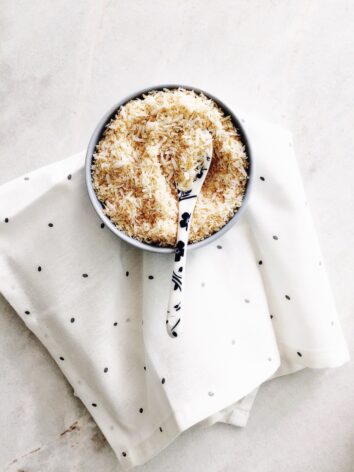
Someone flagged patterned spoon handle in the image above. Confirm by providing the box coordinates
[166,137,213,338]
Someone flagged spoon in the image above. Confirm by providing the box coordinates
[166,132,213,338]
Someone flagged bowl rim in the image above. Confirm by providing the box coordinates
[85,84,253,253]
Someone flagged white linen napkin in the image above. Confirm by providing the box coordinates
[0,114,349,470]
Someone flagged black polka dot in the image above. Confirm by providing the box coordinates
[285,295,291,300]
[139,408,143,413]
[92,403,97,407]
[126,271,129,277]
[258,260,263,265]
[48,223,54,227]
[273,235,278,240]
[270,314,274,319]
[297,352,302,357]
[122,452,127,457]
[70,317,75,323]
[113,322,118,326]
[25,310,30,315]
[59,356,64,361]
[100,223,105,229]
[244,299,250,304]
[161,378,166,384]
[67,174,72,180]
[82,273,88,278]
[4,218,9,223]
[104,367,108,373]
[260,176,265,181]
[208,391,215,397]
[148,275,154,280]
[159,427,163,432]
[217,245,222,249]
[38,266,42,272]
[143,366,146,371]
[24,176,29,181]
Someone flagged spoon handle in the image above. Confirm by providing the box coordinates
[166,193,197,338]
[166,134,213,338]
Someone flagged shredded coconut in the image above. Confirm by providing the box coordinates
[92,88,248,246]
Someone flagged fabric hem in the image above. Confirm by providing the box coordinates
[276,340,350,369]
[112,360,280,470]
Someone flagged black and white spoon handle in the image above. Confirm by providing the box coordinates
[166,138,213,338]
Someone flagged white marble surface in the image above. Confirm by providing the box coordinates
[1,1,354,471]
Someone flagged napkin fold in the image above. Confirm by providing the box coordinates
[0,115,349,470]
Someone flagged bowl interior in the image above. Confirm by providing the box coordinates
[86,85,253,253]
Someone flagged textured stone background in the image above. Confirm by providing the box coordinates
[1,1,353,471]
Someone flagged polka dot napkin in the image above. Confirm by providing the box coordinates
[0,115,349,470]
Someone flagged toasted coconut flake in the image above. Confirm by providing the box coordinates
[92,88,248,247]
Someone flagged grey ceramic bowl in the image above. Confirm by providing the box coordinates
[85,85,253,253]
